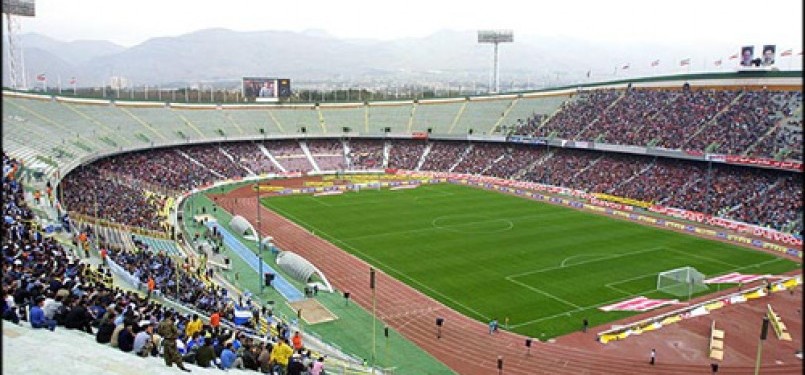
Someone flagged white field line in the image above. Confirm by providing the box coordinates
[266,204,493,321]
[506,246,668,279]
[663,246,741,268]
[340,212,554,242]
[560,254,607,267]
[506,278,583,310]
[509,257,789,329]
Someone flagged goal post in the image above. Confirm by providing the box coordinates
[657,266,708,300]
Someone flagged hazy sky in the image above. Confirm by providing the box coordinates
[14,0,804,49]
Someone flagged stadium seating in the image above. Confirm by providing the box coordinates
[452,142,508,175]
[410,100,464,133]
[222,108,283,135]
[268,105,321,134]
[265,140,314,172]
[49,136,802,234]
[452,97,513,135]
[367,102,414,133]
[498,95,567,134]
[171,108,244,139]
[420,141,469,172]
[306,139,347,171]
[4,86,803,234]
[132,234,183,256]
[320,105,365,133]
[222,142,280,175]
[532,89,622,139]
[124,107,185,142]
[346,139,384,170]
[387,139,429,170]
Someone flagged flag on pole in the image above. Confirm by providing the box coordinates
[651,59,660,67]
[780,49,793,57]
[622,64,630,70]
[714,59,722,66]
[680,58,691,66]
[729,53,739,60]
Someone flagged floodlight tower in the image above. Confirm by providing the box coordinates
[478,30,513,93]
[2,0,35,90]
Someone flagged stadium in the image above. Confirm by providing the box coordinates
[2,2,803,375]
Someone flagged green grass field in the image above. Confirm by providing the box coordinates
[261,183,800,338]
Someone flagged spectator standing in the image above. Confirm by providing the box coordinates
[310,357,326,375]
[185,313,203,338]
[210,310,221,334]
[147,276,155,301]
[292,331,304,351]
[287,353,306,375]
[157,311,191,372]
[270,337,294,374]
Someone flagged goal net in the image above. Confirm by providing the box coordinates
[657,266,708,299]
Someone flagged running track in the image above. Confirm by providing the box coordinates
[218,195,801,375]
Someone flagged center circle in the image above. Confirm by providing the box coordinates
[431,214,514,233]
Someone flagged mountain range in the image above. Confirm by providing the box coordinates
[3,28,734,90]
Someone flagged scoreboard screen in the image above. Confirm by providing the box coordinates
[242,77,291,101]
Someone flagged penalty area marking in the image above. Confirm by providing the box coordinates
[560,254,608,267]
[507,255,788,329]
[307,196,334,207]
[507,246,668,279]
[503,247,668,313]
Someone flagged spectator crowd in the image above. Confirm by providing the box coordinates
[3,153,329,374]
[517,87,801,161]
[57,131,802,236]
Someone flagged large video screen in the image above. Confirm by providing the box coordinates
[242,77,292,101]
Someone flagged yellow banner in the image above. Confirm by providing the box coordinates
[593,193,653,208]
[253,185,285,192]
[303,181,334,187]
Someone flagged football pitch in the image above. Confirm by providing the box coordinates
[261,183,799,338]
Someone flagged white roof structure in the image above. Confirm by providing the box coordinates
[229,215,256,238]
[276,251,333,292]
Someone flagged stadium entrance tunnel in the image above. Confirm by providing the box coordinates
[276,250,334,293]
[229,215,257,239]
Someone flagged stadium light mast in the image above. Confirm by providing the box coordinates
[2,0,36,90]
[478,30,513,94]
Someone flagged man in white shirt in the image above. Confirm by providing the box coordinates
[133,322,154,356]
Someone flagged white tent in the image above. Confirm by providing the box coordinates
[276,251,334,292]
[229,215,256,238]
